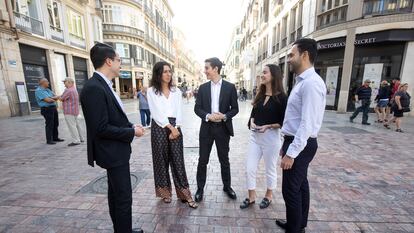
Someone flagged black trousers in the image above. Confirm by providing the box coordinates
[40,106,59,142]
[106,163,132,233]
[197,122,231,190]
[281,136,318,233]
[350,99,371,123]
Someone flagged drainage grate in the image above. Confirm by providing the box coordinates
[77,171,148,194]
[327,126,371,134]
[184,147,199,156]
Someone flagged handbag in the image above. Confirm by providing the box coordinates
[403,107,411,113]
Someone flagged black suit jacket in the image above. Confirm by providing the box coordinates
[80,72,135,169]
[194,79,239,136]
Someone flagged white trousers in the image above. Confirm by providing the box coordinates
[245,128,281,190]
[64,114,84,143]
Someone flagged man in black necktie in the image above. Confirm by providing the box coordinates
[194,57,239,202]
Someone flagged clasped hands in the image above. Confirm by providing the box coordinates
[167,124,180,140]
[208,112,226,123]
[133,124,145,137]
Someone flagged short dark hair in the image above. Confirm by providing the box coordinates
[293,38,318,64]
[150,61,174,95]
[205,57,223,74]
[90,43,116,69]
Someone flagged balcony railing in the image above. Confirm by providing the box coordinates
[69,33,86,49]
[145,35,157,48]
[103,24,144,39]
[14,11,44,37]
[134,59,143,68]
[121,57,132,66]
[50,25,64,42]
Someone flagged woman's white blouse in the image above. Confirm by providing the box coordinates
[147,87,183,128]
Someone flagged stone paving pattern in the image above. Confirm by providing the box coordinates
[0,99,414,233]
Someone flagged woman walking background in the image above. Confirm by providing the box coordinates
[147,61,198,208]
[240,64,287,209]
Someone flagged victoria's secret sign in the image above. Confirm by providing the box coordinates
[317,38,377,50]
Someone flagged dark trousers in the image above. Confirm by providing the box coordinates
[139,109,151,127]
[106,163,132,233]
[40,106,59,143]
[197,122,231,190]
[351,99,371,123]
[281,136,318,233]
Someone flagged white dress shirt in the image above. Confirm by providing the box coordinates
[281,67,326,158]
[211,78,222,113]
[95,71,125,112]
[147,87,182,128]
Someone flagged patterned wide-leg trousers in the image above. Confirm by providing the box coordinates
[151,118,192,200]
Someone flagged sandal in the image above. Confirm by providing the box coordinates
[259,197,272,209]
[396,129,404,133]
[384,124,391,129]
[181,199,198,209]
[240,198,255,209]
[163,197,172,203]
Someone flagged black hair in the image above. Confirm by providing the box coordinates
[205,57,223,74]
[150,61,174,95]
[90,43,116,69]
[293,38,318,64]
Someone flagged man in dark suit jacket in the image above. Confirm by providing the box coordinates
[194,57,239,202]
[81,43,144,233]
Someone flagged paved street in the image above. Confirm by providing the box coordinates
[0,99,414,233]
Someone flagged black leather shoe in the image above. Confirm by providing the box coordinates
[362,122,371,125]
[223,187,237,200]
[46,141,56,145]
[194,189,203,202]
[53,138,64,142]
[132,228,144,233]
[275,219,305,232]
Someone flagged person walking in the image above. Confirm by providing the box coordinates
[374,80,391,123]
[60,77,84,146]
[80,43,145,233]
[384,83,411,132]
[147,61,198,209]
[194,57,239,202]
[35,78,64,145]
[275,38,326,233]
[137,87,151,128]
[240,64,287,210]
[350,79,372,125]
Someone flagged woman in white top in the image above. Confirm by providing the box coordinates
[147,61,198,209]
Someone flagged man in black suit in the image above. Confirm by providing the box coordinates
[81,43,144,233]
[194,57,239,202]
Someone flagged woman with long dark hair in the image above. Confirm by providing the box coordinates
[147,61,197,208]
[240,64,287,209]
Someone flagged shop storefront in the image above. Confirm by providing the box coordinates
[119,70,133,99]
[316,37,346,110]
[19,44,50,111]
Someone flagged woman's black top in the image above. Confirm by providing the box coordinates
[248,93,288,128]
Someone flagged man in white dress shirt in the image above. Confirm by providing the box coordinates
[275,38,326,233]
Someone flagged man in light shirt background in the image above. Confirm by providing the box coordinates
[275,38,327,233]
[60,77,84,146]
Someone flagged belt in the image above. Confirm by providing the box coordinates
[41,106,56,109]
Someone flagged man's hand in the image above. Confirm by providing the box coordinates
[134,125,144,137]
[280,155,294,170]
[257,125,270,133]
[208,113,221,122]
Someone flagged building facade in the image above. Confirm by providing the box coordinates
[227,0,414,114]
[101,0,174,99]
[0,0,103,117]
[173,27,202,90]
[223,27,243,88]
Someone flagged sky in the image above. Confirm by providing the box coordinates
[171,0,247,65]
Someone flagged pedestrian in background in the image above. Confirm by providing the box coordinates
[60,77,84,146]
[240,64,287,210]
[384,83,411,132]
[374,80,391,123]
[350,79,372,125]
[137,87,151,128]
[35,78,64,145]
